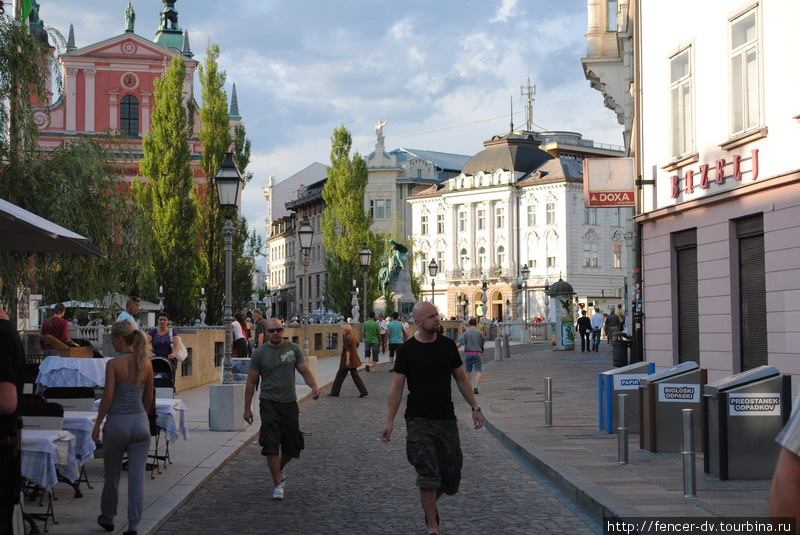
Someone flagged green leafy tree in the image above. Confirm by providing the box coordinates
[321,125,386,317]
[134,56,202,322]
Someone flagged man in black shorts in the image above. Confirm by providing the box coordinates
[244,318,319,500]
[380,301,483,535]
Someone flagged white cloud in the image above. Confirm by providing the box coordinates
[390,18,413,40]
[490,0,518,23]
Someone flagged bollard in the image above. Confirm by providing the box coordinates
[617,393,628,465]
[682,409,696,498]
[502,330,511,360]
[494,335,503,362]
[544,377,553,427]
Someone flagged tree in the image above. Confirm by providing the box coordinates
[0,19,137,314]
[321,125,386,317]
[134,55,202,322]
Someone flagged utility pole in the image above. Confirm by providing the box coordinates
[520,75,536,132]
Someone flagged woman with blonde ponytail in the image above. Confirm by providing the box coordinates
[92,321,154,535]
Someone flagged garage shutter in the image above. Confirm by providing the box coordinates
[738,216,767,370]
[675,230,699,363]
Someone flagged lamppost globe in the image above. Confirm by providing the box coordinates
[214,152,243,385]
[298,216,313,357]
[428,258,438,304]
[521,264,530,280]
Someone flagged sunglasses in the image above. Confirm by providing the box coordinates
[267,328,284,333]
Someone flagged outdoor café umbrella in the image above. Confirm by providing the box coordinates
[0,198,104,256]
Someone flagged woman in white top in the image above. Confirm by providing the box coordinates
[232,312,249,358]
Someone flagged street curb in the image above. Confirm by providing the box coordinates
[481,398,639,523]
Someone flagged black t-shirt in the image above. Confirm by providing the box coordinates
[394,335,463,420]
[576,316,592,334]
[0,319,25,438]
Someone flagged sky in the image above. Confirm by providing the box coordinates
[37,0,623,264]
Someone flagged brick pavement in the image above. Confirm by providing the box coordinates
[478,341,772,521]
[156,365,597,535]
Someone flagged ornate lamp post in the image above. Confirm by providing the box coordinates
[359,243,372,320]
[297,216,314,357]
[214,152,244,385]
[520,264,530,323]
[428,258,439,304]
[456,290,462,320]
[481,272,488,320]
[464,296,469,319]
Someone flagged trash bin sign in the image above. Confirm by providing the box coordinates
[598,362,655,434]
[703,366,791,480]
[638,362,707,453]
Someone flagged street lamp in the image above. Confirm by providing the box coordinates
[297,216,314,357]
[214,152,243,384]
[521,264,530,322]
[359,242,372,321]
[481,271,488,321]
[428,258,439,304]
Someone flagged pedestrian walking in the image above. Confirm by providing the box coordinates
[769,406,800,527]
[232,313,250,358]
[380,301,483,535]
[576,310,592,352]
[378,313,388,354]
[252,308,269,348]
[328,323,368,398]
[605,310,620,345]
[93,321,154,535]
[590,307,604,352]
[243,318,319,501]
[456,318,485,393]
[386,312,406,372]
[363,312,380,372]
[0,305,24,535]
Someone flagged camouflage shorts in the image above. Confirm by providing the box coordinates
[405,417,463,495]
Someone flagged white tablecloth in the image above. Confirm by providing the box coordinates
[63,411,98,465]
[93,398,189,443]
[20,429,79,489]
[36,356,113,387]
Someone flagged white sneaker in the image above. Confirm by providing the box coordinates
[272,484,284,500]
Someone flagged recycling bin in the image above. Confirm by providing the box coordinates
[612,333,631,367]
[598,362,654,434]
[638,362,707,453]
[703,366,791,480]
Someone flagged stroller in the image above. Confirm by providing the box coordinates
[151,356,174,382]
[148,357,175,477]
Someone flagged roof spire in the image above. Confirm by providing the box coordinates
[182,30,193,57]
[229,83,240,117]
[67,23,76,51]
[520,74,536,131]
[509,96,514,133]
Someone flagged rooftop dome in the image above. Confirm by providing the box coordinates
[461,132,554,176]
[547,278,575,296]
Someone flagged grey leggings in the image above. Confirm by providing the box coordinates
[101,412,151,531]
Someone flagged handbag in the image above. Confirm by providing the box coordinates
[168,328,188,361]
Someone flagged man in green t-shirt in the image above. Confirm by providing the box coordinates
[363,312,380,372]
[244,318,319,500]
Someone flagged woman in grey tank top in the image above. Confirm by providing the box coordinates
[92,321,154,535]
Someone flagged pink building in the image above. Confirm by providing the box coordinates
[32,0,241,187]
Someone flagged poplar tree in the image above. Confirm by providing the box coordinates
[321,125,386,316]
[134,56,201,322]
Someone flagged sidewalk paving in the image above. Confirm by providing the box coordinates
[24,340,773,535]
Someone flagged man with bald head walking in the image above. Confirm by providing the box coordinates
[380,302,483,535]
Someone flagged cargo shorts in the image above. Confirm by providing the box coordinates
[405,417,463,495]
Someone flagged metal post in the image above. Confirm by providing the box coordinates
[303,252,310,357]
[544,377,553,427]
[617,393,628,464]
[362,269,368,322]
[431,278,435,304]
[682,409,696,498]
[221,218,234,384]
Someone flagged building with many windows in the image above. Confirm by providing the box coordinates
[582,0,800,386]
[408,130,629,321]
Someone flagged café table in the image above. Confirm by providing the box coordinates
[20,429,80,491]
[36,355,113,388]
[63,410,98,464]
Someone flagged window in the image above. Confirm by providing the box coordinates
[527,205,536,226]
[547,256,556,268]
[614,245,622,268]
[120,94,139,136]
[613,207,622,227]
[584,243,599,268]
[436,250,444,272]
[421,215,428,235]
[670,48,693,158]
[583,208,597,225]
[730,9,759,134]
[477,247,486,270]
[495,206,505,228]
[370,199,391,219]
[477,209,486,230]
[437,214,445,234]
[607,0,618,31]
[458,211,467,232]
[496,245,505,266]
[459,248,469,270]
[546,203,555,225]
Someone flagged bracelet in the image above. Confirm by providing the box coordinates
[472,406,481,412]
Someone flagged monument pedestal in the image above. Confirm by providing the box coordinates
[209,383,247,432]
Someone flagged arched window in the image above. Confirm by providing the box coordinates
[120,95,139,136]
[459,248,469,270]
[477,247,486,270]
[496,245,506,266]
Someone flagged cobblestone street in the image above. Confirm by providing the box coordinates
[156,365,597,535]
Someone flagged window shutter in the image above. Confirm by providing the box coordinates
[675,230,699,363]
[737,216,766,370]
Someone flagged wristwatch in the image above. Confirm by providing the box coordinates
[472,406,481,412]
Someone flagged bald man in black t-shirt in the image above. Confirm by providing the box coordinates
[380,302,483,535]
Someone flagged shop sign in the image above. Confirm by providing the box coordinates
[584,157,635,207]
[658,383,700,403]
[728,392,781,416]
[671,149,759,199]
[614,374,647,390]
